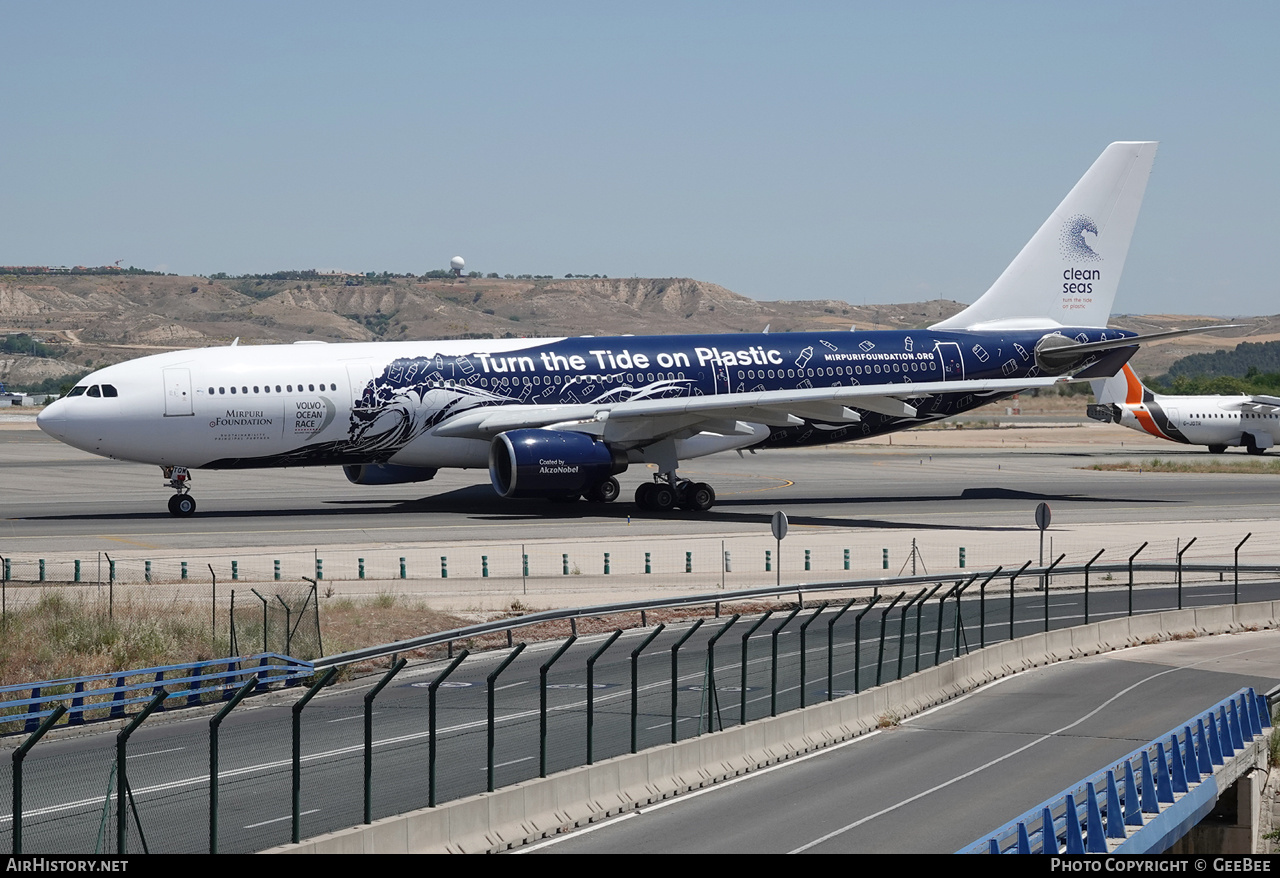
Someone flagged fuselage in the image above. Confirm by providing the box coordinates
[38,327,1128,472]
[1110,391,1280,450]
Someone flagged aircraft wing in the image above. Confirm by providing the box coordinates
[1233,395,1280,412]
[433,375,1070,443]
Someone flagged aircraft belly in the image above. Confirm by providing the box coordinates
[391,433,489,469]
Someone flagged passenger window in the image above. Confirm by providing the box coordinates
[230,387,237,394]
[208,387,215,394]
[253,386,260,393]
[219,387,225,394]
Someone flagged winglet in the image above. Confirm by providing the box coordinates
[931,142,1158,332]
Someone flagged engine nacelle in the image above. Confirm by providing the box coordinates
[489,429,627,498]
[343,464,438,485]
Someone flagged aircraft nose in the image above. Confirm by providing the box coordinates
[35,401,65,439]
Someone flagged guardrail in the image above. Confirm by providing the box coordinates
[315,557,1280,668]
[0,654,313,734]
[960,687,1273,854]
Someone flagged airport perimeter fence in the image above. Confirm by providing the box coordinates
[0,526,1272,611]
[2,542,1280,854]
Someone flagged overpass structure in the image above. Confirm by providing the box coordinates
[279,602,1280,854]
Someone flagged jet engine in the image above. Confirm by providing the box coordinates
[489,429,627,498]
[343,464,439,485]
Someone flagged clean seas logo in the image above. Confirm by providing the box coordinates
[1059,214,1102,262]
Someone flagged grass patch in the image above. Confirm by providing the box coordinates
[1087,457,1280,474]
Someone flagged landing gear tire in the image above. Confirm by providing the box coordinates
[1208,444,1227,454]
[650,484,676,511]
[635,482,656,510]
[168,494,196,517]
[684,482,715,512]
[584,477,621,503]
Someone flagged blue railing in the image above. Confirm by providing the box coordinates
[960,687,1272,854]
[0,653,314,733]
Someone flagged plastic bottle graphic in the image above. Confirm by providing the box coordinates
[796,346,813,368]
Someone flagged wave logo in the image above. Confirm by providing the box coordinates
[1059,214,1102,262]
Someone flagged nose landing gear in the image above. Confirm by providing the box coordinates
[162,466,197,517]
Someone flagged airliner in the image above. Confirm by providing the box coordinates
[1088,364,1278,454]
[38,141,1211,516]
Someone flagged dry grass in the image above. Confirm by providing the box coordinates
[1087,457,1280,475]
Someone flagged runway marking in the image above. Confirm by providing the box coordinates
[245,809,319,829]
[128,747,184,760]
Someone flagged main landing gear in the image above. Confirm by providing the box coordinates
[162,466,197,517]
[634,474,716,512]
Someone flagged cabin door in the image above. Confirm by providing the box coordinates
[162,368,194,417]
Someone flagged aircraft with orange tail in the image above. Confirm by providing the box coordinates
[1088,364,1280,455]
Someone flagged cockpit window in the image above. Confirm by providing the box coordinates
[86,385,101,398]
[101,385,118,398]
[66,386,87,397]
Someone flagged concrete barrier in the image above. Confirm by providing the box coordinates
[270,601,1280,854]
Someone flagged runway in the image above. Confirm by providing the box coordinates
[4,419,1278,545]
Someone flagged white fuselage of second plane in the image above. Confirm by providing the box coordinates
[1090,365,1280,453]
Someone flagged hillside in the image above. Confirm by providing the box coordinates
[0,272,1263,389]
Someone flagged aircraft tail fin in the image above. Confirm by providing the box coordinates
[1089,363,1146,406]
[931,142,1158,332]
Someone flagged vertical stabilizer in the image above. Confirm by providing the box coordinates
[1090,363,1145,405]
[931,142,1157,331]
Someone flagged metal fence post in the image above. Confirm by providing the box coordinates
[798,604,827,708]
[209,679,255,854]
[13,704,67,855]
[933,583,958,667]
[770,605,803,717]
[670,620,704,743]
[539,636,577,776]
[630,625,665,752]
[1083,550,1104,624]
[1043,553,1065,632]
[1009,560,1032,641]
[875,592,906,687]
[951,573,978,659]
[429,650,469,807]
[977,565,1003,650]
[1235,533,1252,604]
[118,690,167,854]
[702,615,739,733]
[909,582,940,672]
[740,611,773,723]
[292,667,338,844]
[853,595,881,693]
[364,658,407,825]
[587,631,623,764]
[487,643,526,792]
[1128,542,1148,617]
[1176,537,1197,610]
[895,592,925,682]
[826,598,856,702]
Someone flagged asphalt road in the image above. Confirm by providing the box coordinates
[4,578,1277,854]
[519,630,1280,854]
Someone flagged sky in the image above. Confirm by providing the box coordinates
[3,1,1277,316]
